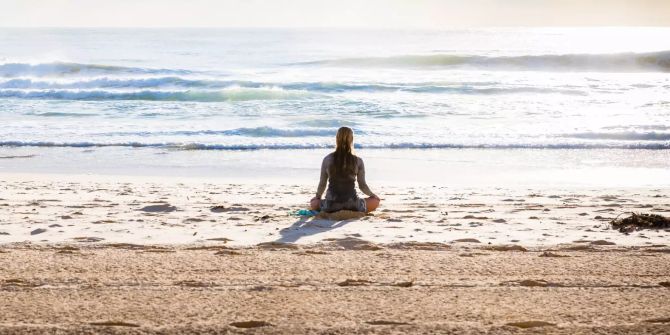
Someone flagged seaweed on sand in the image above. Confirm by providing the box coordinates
[610,213,670,233]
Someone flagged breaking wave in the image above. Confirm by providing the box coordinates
[0,62,192,78]
[0,81,587,100]
[296,50,670,72]
[94,127,348,138]
[561,131,670,141]
[0,88,315,102]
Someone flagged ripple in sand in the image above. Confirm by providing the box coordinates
[2,278,42,288]
[386,242,450,251]
[338,279,373,286]
[515,279,561,287]
[293,250,330,255]
[539,251,570,257]
[452,238,481,243]
[72,236,105,242]
[392,281,414,287]
[256,242,299,250]
[644,318,670,323]
[366,320,411,326]
[206,237,233,242]
[321,237,382,251]
[506,321,556,328]
[486,245,528,252]
[175,280,218,288]
[90,321,140,327]
[214,250,242,256]
[230,321,273,328]
[591,240,616,246]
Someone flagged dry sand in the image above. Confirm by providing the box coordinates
[1,173,669,247]
[1,173,669,334]
[1,244,669,334]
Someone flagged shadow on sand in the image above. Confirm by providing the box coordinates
[275,214,365,244]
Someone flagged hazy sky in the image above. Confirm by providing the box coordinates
[1,0,669,28]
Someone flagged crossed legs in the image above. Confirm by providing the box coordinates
[310,197,381,213]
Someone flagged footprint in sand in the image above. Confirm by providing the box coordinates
[452,238,481,243]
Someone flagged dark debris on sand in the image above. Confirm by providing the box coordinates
[611,213,670,233]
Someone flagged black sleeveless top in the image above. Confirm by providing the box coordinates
[315,152,374,201]
[327,169,357,201]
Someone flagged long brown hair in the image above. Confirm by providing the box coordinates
[332,127,357,175]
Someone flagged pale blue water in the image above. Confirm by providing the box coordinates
[1,27,669,152]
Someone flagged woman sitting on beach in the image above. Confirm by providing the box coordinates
[310,127,380,213]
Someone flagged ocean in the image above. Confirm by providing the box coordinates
[1,27,669,186]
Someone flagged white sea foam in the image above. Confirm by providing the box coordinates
[561,131,670,141]
[0,28,669,158]
[0,87,315,102]
[0,77,586,96]
[1,140,667,150]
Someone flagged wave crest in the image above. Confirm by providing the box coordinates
[0,78,587,97]
[562,131,670,141]
[95,127,346,138]
[0,62,191,78]
[296,50,670,72]
[0,88,314,102]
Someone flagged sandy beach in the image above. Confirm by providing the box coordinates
[1,173,669,333]
[2,20,670,335]
[1,172,669,246]
[1,239,669,334]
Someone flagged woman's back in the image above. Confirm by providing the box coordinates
[311,127,380,213]
[322,152,360,201]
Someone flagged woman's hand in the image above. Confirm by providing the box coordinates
[371,194,380,200]
[309,197,321,211]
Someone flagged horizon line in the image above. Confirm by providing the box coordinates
[1,25,669,29]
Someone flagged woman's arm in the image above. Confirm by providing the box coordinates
[357,157,376,197]
[315,156,329,198]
